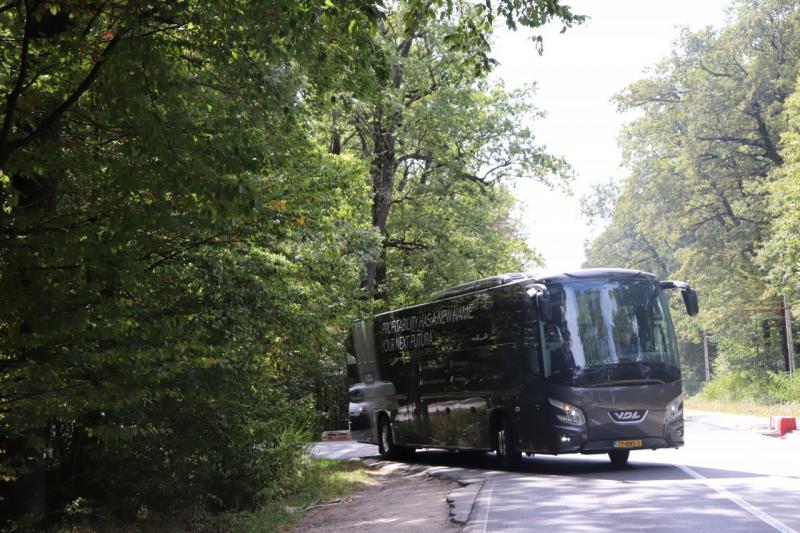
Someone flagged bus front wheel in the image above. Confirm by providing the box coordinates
[494,416,521,470]
[609,450,630,466]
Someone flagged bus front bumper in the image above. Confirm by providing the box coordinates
[551,417,684,454]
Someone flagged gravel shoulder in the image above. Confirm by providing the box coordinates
[289,461,460,533]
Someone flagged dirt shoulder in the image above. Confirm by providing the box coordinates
[289,462,459,533]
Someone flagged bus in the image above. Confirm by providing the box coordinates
[346,268,698,468]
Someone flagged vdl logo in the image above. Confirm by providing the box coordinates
[609,410,648,424]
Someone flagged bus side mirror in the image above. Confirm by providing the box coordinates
[660,280,699,317]
[682,288,699,317]
[528,287,552,321]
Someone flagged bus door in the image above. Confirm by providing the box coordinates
[405,355,431,445]
[513,294,549,452]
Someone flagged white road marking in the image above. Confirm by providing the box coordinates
[481,477,498,533]
[676,464,797,533]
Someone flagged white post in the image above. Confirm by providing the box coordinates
[702,330,711,382]
[784,294,796,374]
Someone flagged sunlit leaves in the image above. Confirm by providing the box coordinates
[585,0,800,385]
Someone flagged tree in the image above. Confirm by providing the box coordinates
[758,76,800,369]
[386,178,539,306]
[585,0,800,382]
[0,0,380,521]
[331,3,575,301]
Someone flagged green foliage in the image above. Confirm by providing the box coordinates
[386,183,539,307]
[700,370,800,405]
[399,0,584,75]
[330,4,572,300]
[0,0,379,523]
[583,0,800,386]
[381,78,556,305]
[224,459,373,533]
[759,77,800,303]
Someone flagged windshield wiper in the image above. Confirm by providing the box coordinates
[569,364,616,386]
[587,377,666,387]
[570,360,676,387]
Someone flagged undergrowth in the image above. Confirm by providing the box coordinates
[689,370,800,418]
[36,459,373,533]
[224,459,375,533]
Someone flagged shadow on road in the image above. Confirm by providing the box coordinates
[312,440,793,482]
[389,448,767,482]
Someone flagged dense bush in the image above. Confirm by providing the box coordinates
[700,371,800,405]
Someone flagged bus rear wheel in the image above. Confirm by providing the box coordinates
[494,416,521,470]
[609,450,630,466]
[378,416,414,460]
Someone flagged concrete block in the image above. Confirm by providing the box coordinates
[769,416,797,436]
[321,430,351,441]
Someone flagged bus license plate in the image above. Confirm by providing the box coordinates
[613,439,642,448]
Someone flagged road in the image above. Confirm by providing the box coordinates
[314,414,800,532]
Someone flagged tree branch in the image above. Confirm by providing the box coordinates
[384,238,428,251]
[0,0,33,164]
[3,27,129,158]
[394,151,430,168]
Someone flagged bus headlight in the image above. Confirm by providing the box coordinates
[665,394,684,422]
[549,398,586,426]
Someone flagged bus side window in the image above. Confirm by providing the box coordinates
[540,320,553,377]
[527,339,542,375]
[523,308,542,375]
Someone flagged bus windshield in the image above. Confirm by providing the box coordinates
[541,279,680,386]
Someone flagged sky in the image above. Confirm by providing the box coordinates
[491,0,732,272]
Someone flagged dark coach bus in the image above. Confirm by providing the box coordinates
[346,268,699,468]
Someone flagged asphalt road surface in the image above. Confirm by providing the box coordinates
[314,415,800,532]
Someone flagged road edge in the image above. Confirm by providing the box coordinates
[360,457,486,526]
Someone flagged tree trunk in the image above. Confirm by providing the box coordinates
[362,113,396,297]
[2,171,59,523]
[359,28,418,299]
[778,304,790,372]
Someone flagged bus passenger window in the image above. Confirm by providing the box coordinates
[527,341,542,375]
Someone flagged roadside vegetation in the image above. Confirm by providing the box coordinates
[687,372,800,419]
[225,459,375,533]
[687,397,800,420]
[33,459,374,532]
[582,0,800,407]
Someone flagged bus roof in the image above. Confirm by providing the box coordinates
[531,268,659,284]
[364,268,660,319]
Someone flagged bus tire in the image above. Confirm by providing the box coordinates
[378,415,412,460]
[609,450,630,466]
[494,415,521,470]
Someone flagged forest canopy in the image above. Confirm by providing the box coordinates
[584,0,800,396]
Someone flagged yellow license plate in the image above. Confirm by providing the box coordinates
[613,439,643,449]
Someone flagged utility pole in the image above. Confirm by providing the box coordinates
[702,330,711,382]
[784,294,796,374]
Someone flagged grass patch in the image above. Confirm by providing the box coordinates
[686,396,800,419]
[225,458,376,533]
[42,459,375,533]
